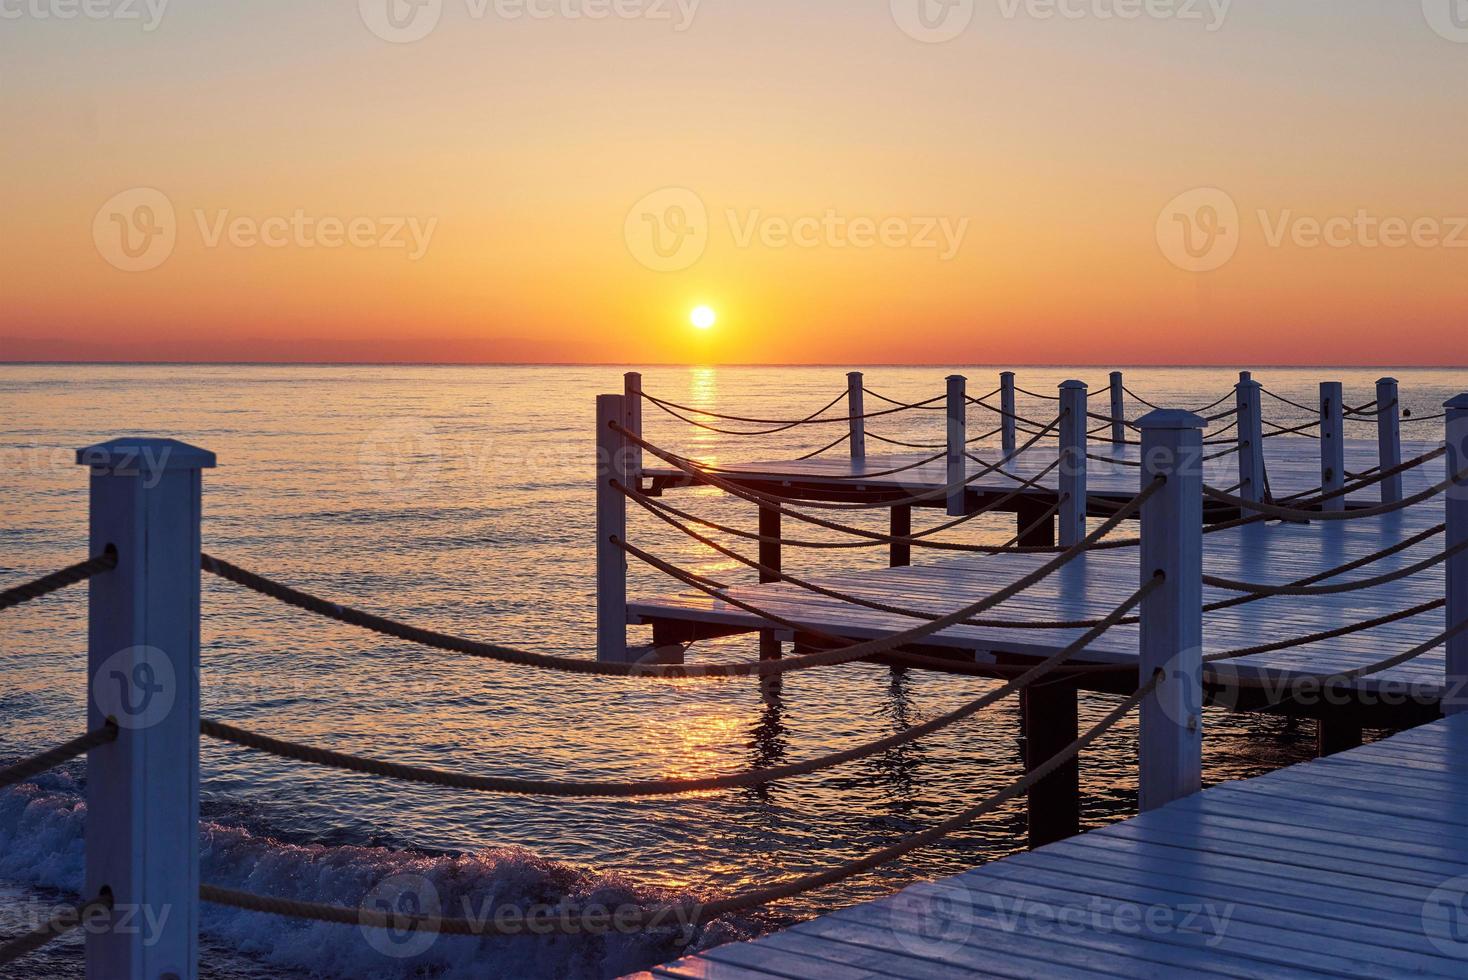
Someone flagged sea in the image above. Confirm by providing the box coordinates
[1,364,1461,979]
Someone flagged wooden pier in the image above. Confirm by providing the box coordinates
[638,712,1468,979]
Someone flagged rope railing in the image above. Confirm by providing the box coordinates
[689,448,949,482]
[202,670,1161,935]
[0,550,117,613]
[866,424,1006,451]
[199,577,1160,799]
[1209,616,1468,691]
[1260,388,1317,413]
[0,721,119,791]
[1261,419,1320,439]
[966,397,1056,433]
[862,387,955,411]
[206,478,1155,686]
[615,417,1063,514]
[795,431,852,460]
[1202,458,1462,524]
[1203,536,1468,598]
[639,388,945,435]
[0,893,113,968]
[624,483,1083,626]
[1205,598,1445,663]
[617,457,1067,555]
[1013,385,1060,401]
[619,477,1161,655]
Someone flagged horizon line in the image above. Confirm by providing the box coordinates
[4,361,1467,370]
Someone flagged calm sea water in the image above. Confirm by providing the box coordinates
[1,364,1461,979]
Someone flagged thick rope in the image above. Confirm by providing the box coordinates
[0,550,117,612]
[862,387,953,411]
[1261,419,1320,439]
[619,478,1159,653]
[0,893,114,967]
[0,722,119,791]
[1014,386,1060,401]
[201,555,931,681]
[1212,617,1468,692]
[866,425,1006,450]
[642,389,939,430]
[619,417,1062,513]
[1203,536,1468,597]
[796,432,852,460]
[1205,599,1444,663]
[1201,459,1462,523]
[618,457,1066,554]
[201,672,1159,934]
[199,577,1159,799]
[205,484,1153,684]
[625,484,1089,628]
[1259,388,1317,413]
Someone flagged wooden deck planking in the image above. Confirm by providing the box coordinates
[638,716,1468,979]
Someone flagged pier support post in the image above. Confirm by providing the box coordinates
[1236,373,1266,504]
[1109,371,1126,446]
[1058,381,1088,547]
[946,375,967,517]
[1376,377,1402,504]
[758,505,783,660]
[1000,371,1017,460]
[847,372,866,462]
[1022,679,1080,848]
[1137,409,1205,812]
[623,372,643,484]
[890,505,911,568]
[596,394,631,662]
[1319,381,1345,511]
[1445,395,1468,715]
[78,437,214,980]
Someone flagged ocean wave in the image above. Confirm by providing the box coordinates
[0,780,749,979]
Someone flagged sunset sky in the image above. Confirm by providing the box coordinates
[3,1,1465,365]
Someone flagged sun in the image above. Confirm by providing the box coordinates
[690,305,717,330]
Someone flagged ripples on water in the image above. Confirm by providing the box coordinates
[1,364,1460,978]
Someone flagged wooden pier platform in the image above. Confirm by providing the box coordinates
[635,713,1468,979]
[633,440,1450,715]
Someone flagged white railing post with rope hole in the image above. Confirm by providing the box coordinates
[76,437,215,980]
[1376,377,1402,505]
[1137,410,1205,811]
[1446,394,1468,716]
[846,371,866,462]
[1000,370,1017,459]
[597,394,631,662]
[1058,380,1088,547]
[1235,372,1265,503]
[623,372,643,483]
[1319,381,1345,512]
[1109,371,1126,445]
[946,374,967,517]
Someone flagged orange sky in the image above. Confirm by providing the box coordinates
[3,3,1466,365]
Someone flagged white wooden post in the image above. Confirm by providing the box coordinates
[946,374,967,517]
[1137,410,1204,811]
[1058,381,1088,547]
[1235,373,1265,503]
[847,371,866,462]
[1445,394,1468,716]
[597,394,630,662]
[1109,371,1126,446]
[1376,377,1402,504]
[1000,371,1017,460]
[1319,381,1345,511]
[76,437,214,980]
[623,372,643,484]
